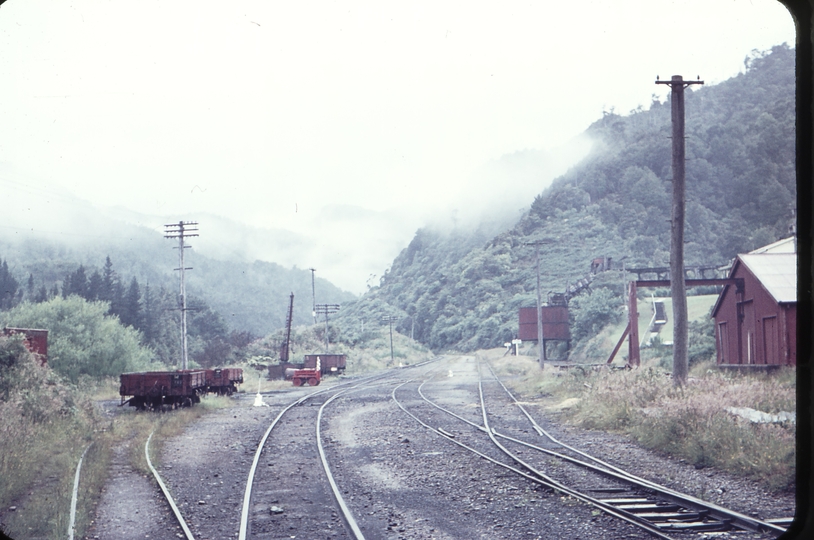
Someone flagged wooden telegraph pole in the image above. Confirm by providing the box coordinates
[164,221,199,370]
[524,240,553,369]
[656,75,703,386]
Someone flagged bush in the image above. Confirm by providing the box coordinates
[2,296,156,381]
[570,287,623,343]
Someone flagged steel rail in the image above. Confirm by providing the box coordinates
[419,369,773,535]
[145,430,195,540]
[68,443,92,540]
[239,364,429,540]
[238,389,319,540]
[317,389,366,539]
[481,359,786,535]
[391,380,675,540]
[473,362,677,540]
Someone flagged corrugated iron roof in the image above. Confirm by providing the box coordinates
[739,253,797,304]
[749,236,796,254]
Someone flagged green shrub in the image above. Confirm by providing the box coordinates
[3,296,157,381]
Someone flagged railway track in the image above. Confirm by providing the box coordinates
[477,360,787,535]
[393,355,787,539]
[240,361,439,539]
[80,354,788,539]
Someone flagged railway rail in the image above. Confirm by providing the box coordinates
[73,355,788,539]
[240,360,438,539]
[393,355,788,539]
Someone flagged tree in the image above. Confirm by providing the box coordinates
[64,265,89,299]
[0,259,18,310]
[34,285,49,303]
[101,256,116,304]
[87,270,103,301]
[1,296,155,381]
[121,276,143,329]
[142,283,158,344]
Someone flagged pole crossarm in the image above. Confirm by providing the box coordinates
[655,76,704,88]
[315,304,341,315]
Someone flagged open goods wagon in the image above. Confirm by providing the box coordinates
[120,368,244,410]
[120,370,207,410]
[205,367,243,395]
[303,354,346,375]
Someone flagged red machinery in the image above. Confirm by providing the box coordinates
[292,357,321,386]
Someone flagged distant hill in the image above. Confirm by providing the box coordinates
[0,218,356,337]
[335,44,795,352]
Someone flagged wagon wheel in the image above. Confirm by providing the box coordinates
[292,378,303,386]
[308,378,319,386]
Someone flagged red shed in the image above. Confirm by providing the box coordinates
[518,306,570,341]
[3,327,48,361]
[711,238,796,367]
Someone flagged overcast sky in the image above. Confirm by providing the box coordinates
[0,0,796,294]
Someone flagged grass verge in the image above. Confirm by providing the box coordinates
[488,352,796,493]
[0,341,237,540]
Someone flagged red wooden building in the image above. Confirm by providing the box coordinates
[711,238,796,367]
[2,327,48,361]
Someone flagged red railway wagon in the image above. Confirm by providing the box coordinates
[303,354,346,375]
[120,370,207,410]
[205,367,244,395]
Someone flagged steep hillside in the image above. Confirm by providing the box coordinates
[335,44,795,352]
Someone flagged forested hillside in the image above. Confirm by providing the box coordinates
[336,44,795,353]
[0,229,355,367]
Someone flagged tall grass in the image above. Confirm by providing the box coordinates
[490,352,796,492]
[0,336,236,540]
[0,342,109,539]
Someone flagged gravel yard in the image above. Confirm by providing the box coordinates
[80,357,794,540]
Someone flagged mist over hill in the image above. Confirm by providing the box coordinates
[335,44,795,353]
[0,216,355,338]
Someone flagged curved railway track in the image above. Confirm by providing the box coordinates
[240,359,440,539]
[393,355,787,539]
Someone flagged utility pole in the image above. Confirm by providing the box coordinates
[164,221,198,370]
[280,292,294,363]
[309,268,317,324]
[656,75,703,386]
[315,303,340,352]
[382,315,399,365]
[523,240,554,369]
